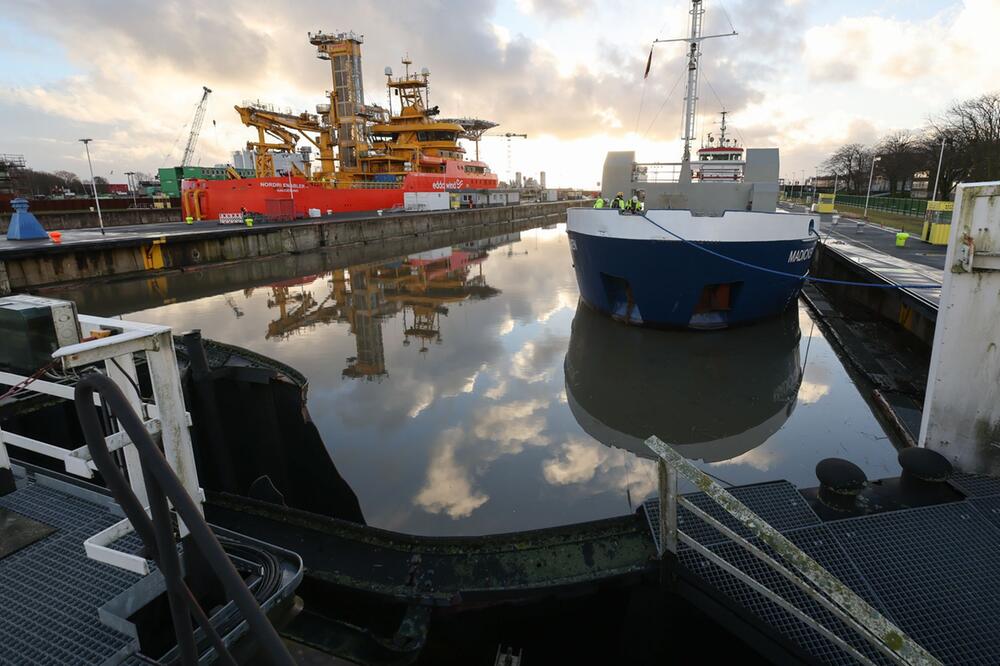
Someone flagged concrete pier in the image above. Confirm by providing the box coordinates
[0,201,576,294]
[795,205,946,346]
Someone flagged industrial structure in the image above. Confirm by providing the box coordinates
[181,31,500,221]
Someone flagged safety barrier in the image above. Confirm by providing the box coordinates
[646,436,941,666]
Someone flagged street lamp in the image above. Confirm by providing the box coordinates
[863,155,882,220]
[79,139,106,235]
[930,135,949,204]
[124,171,139,208]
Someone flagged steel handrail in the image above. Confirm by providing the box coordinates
[75,373,295,666]
[645,435,941,666]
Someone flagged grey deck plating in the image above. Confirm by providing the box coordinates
[645,476,1000,665]
[0,471,144,665]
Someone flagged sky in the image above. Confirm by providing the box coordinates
[2,0,998,188]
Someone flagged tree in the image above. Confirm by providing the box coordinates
[93,176,109,195]
[875,130,920,195]
[927,91,1000,197]
[822,143,873,193]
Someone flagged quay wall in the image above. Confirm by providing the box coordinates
[811,242,938,346]
[1,201,575,294]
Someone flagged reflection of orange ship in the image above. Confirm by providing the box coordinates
[259,247,502,379]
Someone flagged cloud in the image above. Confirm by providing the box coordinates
[542,436,659,500]
[472,397,551,455]
[510,332,568,383]
[802,2,1000,97]
[542,436,608,485]
[798,380,831,405]
[414,427,489,519]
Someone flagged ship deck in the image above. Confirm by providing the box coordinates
[0,465,148,664]
[644,474,1000,664]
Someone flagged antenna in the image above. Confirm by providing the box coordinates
[651,0,736,180]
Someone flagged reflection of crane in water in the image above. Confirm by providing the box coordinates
[224,294,245,318]
[260,244,506,379]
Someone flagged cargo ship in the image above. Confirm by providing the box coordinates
[182,31,498,222]
[566,0,817,329]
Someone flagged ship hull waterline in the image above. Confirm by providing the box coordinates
[567,209,818,329]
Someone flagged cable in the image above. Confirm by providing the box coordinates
[0,359,60,402]
[642,68,687,140]
[634,213,942,289]
[716,0,737,34]
[110,357,149,402]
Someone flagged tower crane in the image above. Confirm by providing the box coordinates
[489,132,526,185]
[181,86,212,167]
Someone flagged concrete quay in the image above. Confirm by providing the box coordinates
[0,200,576,294]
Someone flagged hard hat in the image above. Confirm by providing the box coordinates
[632,195,638,201]
[617,192,623,196]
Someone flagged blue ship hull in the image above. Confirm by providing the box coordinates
[567,231,816,329]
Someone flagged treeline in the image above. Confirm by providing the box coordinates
[822,91,1000,199]
[12,168,93,196]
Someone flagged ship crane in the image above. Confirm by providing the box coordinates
[235,105,331,179]
[181,86,212,167]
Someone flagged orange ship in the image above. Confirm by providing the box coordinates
[182,31,499,222]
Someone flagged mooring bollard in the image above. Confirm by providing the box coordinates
[244,218,254,227]
[185,216,194,225]
[856,220,864,234]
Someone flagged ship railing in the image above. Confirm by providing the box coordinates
[645,436,941,666]
[633,161,745,184]
[0,313,201,575]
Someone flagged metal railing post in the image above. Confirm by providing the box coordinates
[644,436,941,666]
[658,459,677,556]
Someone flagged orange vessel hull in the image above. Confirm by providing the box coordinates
[181,158,499,222]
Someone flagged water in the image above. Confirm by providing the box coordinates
[49,222,902,536]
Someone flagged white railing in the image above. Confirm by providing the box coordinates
[0,314,200,574]
[646,436,941,666]
[633,161,746,184]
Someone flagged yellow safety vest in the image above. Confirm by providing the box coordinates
[594,198,605,208]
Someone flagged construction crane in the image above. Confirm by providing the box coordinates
[486,132,527,185]
[181,86,212,167]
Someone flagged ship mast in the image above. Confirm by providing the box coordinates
[652,0,736,182]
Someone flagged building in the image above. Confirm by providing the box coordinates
[231,148,309,176]
[157,165,256,198]
[540,171,546,189]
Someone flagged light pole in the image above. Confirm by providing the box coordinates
[863,155,881,220]
[124,171,139,208]
[930,135,948,204]
[79,139,106,235]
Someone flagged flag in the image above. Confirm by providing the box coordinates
[644,46,653,79]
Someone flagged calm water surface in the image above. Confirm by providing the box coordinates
[53,223,902,536]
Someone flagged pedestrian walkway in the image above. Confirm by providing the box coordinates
[783,203,947,307]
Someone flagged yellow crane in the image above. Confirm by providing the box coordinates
[234,105,336,180]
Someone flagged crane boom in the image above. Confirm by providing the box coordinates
[181,86,212,167]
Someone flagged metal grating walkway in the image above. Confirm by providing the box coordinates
[645,478,1000,665]
[0,473,144,665]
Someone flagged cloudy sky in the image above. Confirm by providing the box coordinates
[3,0,998,188]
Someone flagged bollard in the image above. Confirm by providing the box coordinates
[856,220,864,234]
[48,231,62,244]
[244,218,253,228]
[185,216,194,225]
[895,232,909,247]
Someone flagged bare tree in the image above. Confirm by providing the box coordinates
[875,130,920,195]
[822,143,873,193]
[928,92,1000,195]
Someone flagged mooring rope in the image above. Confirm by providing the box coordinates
[631,213,942,290]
